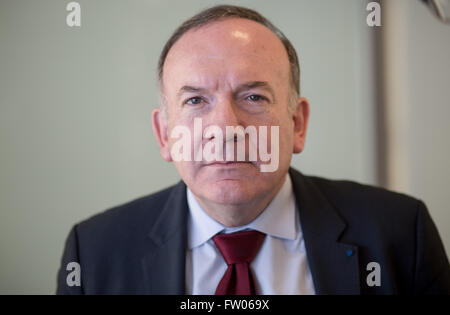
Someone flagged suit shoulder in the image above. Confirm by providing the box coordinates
[306,175,422,217]
[75,183,181,237]
[301,175,427,252]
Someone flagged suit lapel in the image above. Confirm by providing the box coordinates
[290,168,361,294]
[141,181,188,294]
[140,169,361,294]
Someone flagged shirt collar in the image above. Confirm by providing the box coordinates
[186,174,298,249]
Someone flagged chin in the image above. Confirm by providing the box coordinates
[200,180,262,205]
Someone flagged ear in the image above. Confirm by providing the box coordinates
[152,108,172,162]
[292,97,310,154]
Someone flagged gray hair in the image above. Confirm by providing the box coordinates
[157,5,301,116]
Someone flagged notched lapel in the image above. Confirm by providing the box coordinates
[141,170,362,294]
[142,181,188,294]
[290,168,361,294]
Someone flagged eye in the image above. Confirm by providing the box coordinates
[186,97,202,105]
[185,96,204,105]
[247,94,267,102]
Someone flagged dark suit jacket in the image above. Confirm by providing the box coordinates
[56,168,450,294]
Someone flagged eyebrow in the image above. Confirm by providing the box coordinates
[176,81,276,100]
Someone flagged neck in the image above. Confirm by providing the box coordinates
[193,174,287,227]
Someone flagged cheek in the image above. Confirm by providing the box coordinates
[265,111,292,139]
[277,116,295,154]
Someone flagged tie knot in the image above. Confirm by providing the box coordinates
[213,230,266,265]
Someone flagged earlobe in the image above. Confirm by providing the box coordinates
[152,108,172,162]
[292,97,310,154]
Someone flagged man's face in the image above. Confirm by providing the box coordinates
[153,18,309,206]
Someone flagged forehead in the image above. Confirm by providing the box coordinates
[163,18,290,93]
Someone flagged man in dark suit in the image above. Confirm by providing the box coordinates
[57,5,450,295]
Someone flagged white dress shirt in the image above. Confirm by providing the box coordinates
[185,174,316,295]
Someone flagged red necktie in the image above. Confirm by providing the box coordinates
[213,230,266,295]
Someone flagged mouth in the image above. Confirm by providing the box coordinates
[204,161,253,168]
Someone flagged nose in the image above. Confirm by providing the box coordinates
[205,97,240,135]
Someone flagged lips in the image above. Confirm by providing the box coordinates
[204,161,253,167]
